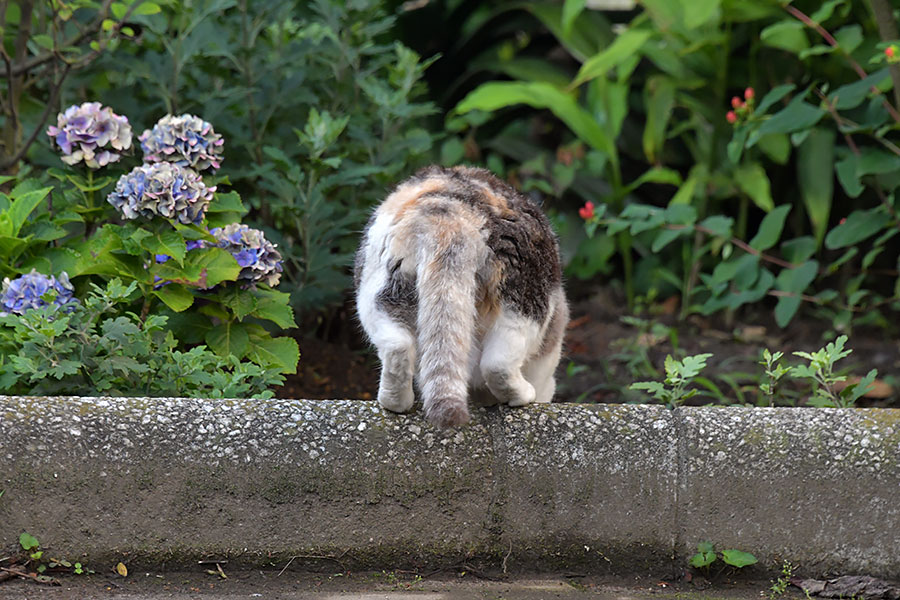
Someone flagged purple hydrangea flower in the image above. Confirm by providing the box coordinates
[46,102,132,169]
[0,270,78,316]
[139,114,224,172]
[107,162,215,225]
[210,223,283,287]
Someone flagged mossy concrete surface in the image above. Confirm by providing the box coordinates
[0,397,898,576]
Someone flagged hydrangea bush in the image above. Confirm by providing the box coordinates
[0,103,298,396]
[46,102,132,168]
[139,114,223,171]
[0,270,78,316]
[107,161,214,225]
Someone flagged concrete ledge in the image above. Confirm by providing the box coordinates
[1,397,898,576]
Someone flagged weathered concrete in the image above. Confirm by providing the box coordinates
[1,397,898,576]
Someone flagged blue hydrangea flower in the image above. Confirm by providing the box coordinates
[107,162,215,225]
[210,223,283,287]
[139,114,224,172]
[0,270,78,316]
[46,102,132,169]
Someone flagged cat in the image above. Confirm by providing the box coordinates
[354,165,569,428]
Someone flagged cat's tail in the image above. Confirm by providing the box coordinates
[414,211,480,428]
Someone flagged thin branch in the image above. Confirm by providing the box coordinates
[668,223,799,270]
[814,87,860,156]
[785,4,900,124]
[0,0,115,79]
[0,62,72,172]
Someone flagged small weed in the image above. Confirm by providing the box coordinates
[12,532,94,581]
[760,349,790,406]
[791,335,876,408]
[631,353,712,408]
[689,541,757,580]
[769,560,796,599]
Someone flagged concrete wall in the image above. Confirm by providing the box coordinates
[1,396,898,576]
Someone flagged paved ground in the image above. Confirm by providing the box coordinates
[0,570,784,600]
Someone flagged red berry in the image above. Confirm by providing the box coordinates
[578,201,595,220]
[731,96,743,109]
[744,87,755,100]
[726,111,738,124]
[886,46,896,58]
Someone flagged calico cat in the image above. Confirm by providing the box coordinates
[354,165,569,428]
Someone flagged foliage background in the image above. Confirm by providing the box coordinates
[3,0,900,402]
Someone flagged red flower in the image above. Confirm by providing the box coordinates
[579,201,595,220]
[744,87,755,101]
[886,46,896,58]
[726,111,738,124]
[731,96,743,109]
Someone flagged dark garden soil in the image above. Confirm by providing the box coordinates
[0,568,807,600]
[276,286,900,409]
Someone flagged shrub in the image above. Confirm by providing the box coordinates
[0,99,299,396]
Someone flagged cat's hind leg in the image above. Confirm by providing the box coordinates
[480,311,539,407]
[366,311,416,413]
[523,293,568,404]
[356,250,417,414]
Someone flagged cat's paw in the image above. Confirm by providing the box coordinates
[378,385,415,413]
[506,380,536,407]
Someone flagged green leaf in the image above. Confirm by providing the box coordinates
[680,353,712,378]
[642,76,676,164]
[798,128,835,247]
[133,2,161,15]
[750,92,825,143]
[142,230,186,265]
[774,261,819,326]
[734,162,774,212]
[698,215,733,238]
[252,290,296,328]
[625,166,682,193]
[191,247,241,287]
[749,205,791,251]
[781,237,817,263]
[756,84,796,114]
[562,0,586,36]
[720,549,758,568]
[684,0,720,28]
[845,369,877,404]
[208,190,246,214]
[760,21,808,53]
[19,532,39,551]
[690,551,717,568]
[219,287,258,320]
[246,336,300,374]
[454,81,616,159]
[6,187,51,237]
[757,134,790,165]
[825,207,891,249]
[571,29,651,88]
[651,228,688,252]
[32,34,53,50]
[206,322,250,359]
[810,0,846,23]
[828,68,889,111]
[526,2,613,63]
[835,155,864,198]
[153,284,194,312]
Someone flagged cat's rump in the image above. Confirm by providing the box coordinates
[354,165,568,427]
